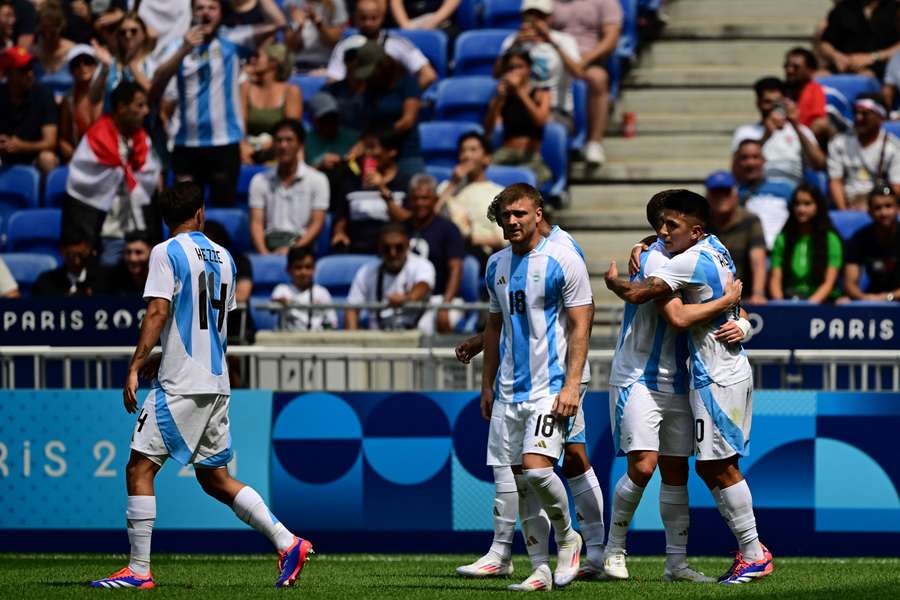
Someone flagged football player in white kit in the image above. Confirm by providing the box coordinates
[604,190,773,585]
[480,184,594,591]
[90,183,313,590]
[604,191,744,583]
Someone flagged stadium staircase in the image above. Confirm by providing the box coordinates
[559,0,833,306]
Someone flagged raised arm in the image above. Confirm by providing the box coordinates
[149,29,203,105]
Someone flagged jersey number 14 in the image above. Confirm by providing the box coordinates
[198,271,227,331]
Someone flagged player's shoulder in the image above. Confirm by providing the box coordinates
[541,237,583,266]
[487,245,512,267]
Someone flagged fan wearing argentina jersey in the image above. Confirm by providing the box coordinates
[604,190,773,585]
[149,0,287,207]
[604,191,743,584]
[480,184,593,591]
[456,215,607,585]
[90,183,313,591]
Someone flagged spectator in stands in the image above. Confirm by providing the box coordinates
[0,1,16,51]
[32,233,109,296]
[227,0,287,27]
[497,0,583,150]
[240,43,303,165]
[0,256,19,297]
[551,0,622,167]
[843,185,900,302]
[485,47,552,187]
[58,45,103,163]
[0,47,59,175]
[305,91,357,173]
[828,94,900,210]
[818,0,899,79]
[389,0,459,34]
[10,0,35,49]
[733,138,797,250]
[109,230,152,295]
[149,0,286,207]
[325,0,436,89]
[284,0,348,74]
[249,119,329,254]
[769,184,843,303]
[331,128,411,254]
[705,170,769,304]
[732,77,825,187]
[62,81,159,264]
[271,245,339,330]
[34,1,74,80]
[346,222,435,331]
[783,47,830,143]
[883,50,900,111]
[436,132,505,262]
[61,0,95,44]
[90,13,157,111]
[405,174,464,333]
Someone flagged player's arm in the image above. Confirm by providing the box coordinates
[654,274,742,331]
[604,260,672,304]
[480,312,502,421]
[552,303,592,418]
[715,307,753,344]
[455,332,485,364]
[628,235,657,276]
[124,298,170,413]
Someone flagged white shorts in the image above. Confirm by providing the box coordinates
[486,385,587,466]
[690,379,752,461]
[131,387,232,468]
[609,383,693,457]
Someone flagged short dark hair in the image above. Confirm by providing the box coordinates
[124,230,151,246]
[272,119,306,144]
[378,222,409,240]
[502,44,532,70]
[487,183,543,223]
[362,126,404,152]
[160,181,203,229]
[646,189,683,230]
[786,46,817,70]
[736,138,763,153]
[457,131,491,156]
[662,190,711,229]
[753,76,785,99]
[111,80,145,111]
[287,245,316,265]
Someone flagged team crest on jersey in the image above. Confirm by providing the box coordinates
[531,272,540,282]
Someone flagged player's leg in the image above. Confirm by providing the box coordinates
[508,464,554,591]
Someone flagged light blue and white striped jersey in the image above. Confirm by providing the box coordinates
[649,235,751,389]
[167,27,255,148]
[547,225,585,260]
[486,237,593,403]
[609,240,689,393]
[144,232,238,395]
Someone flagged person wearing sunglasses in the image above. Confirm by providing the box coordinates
[90,12,156,112]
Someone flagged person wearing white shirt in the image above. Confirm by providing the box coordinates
[271,246,338,331]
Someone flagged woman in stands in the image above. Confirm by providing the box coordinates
[284,0,349,74]
[34,1,75,84]
[388,0,459,36]
[484,46,552,187]
[769,184,843,303]
[240,43,303,164]
[58,45,103,162]
[90,13,156,111]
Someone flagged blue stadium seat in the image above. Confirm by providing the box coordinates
[39,69,73,98]
[250,295,280,331]
[456,0,483,29]
[884,121,900,138]
[426,165,453,182]
[0,165,40,222]
[44,166,69,208]
[483,0,521,29]
[486,165,537,187]
[290,75,327,125]
[453,29,513,76]
[314,254,378,299]
[815,75,880,105]
[390,29,448,79]
[459,254,482,302]
[617,0,639,60]
[238,165,268,205]
[6,209,62,259]
[419,121,484,167]
[540,121,569,199]
[434,76,497,123]
[0,253,58,295]
[829,210,871,241]
[247,253,290,297]
[803,167,829,200]
[205,208,251,254]
[316,212,332,258]
[570,79,588,150]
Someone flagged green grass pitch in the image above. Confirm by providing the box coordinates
[3,553,899,599]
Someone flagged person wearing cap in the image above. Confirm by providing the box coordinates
[705,170,769,304]
[305,91,357,172]
[0,46,59,175]
[58,44,103,162]
[240,42,303,164]
[324,0,436,90]
[827,93,900,210]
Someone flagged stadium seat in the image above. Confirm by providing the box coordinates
[39,69,74,98]
[0,253,58,296]
[290,75,327,125]
[426,165,453,182]
[803,167,829,199]
[829,210,871,241]
[884,120,900,138]
[821,85,853,125]
[459,254,482,302]
[205,208,251,254]
[6,209,62,259]
[0,165,40,222]
[434,76,497,123]
[485,165,537,187]
[44,166,69,207]
[316,212,332,258]
[238,165,268,205]
[455,0,482,29]
[617,0,639,60]
[419,121,484,167]
[250,295,280,331]
[483,0,521,29]
[390,29,448,79]
[815,75,880,105]
[453,29,514,76]
[314,254,378,299]
[489,122,567,198]
[570,79,588,150]
[247,253,290,297]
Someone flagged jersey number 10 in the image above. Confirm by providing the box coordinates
[198,271,227,331]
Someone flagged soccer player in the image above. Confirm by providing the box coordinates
[90,183,312,590]
[456,215,607,583]
[604,190,773,585]
[604,191,745,583]
[480,183,594,591]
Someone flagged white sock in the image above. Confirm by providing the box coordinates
[711,486,730,524]
[126,496,155,576]
[515,472,550,568]
[567,468,605,566]
[489,466,517,562]
[606,474,645,554]
[523,467,574,543]
[232,486,295,552]
[659,484,689,571]
[719,480,763,561]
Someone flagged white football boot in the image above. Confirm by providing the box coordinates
[455,554,513,578]
[507,564,552,592]
[663,564,716,583]
[603,550,629,580]
[553,532,582,588]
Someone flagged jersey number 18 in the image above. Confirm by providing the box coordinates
[197,271,227,331]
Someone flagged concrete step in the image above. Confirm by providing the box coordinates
[573,229,651,275]
[666,0,832,20]
[555,209,648,230]
[626,65,777,87]
[663,19,817,40]
[601,134,732,160]
[614,88,754,114]
[568,183,704,209]
[573,157,728,182]
[605,113,752,135]
[638,40,802,68]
